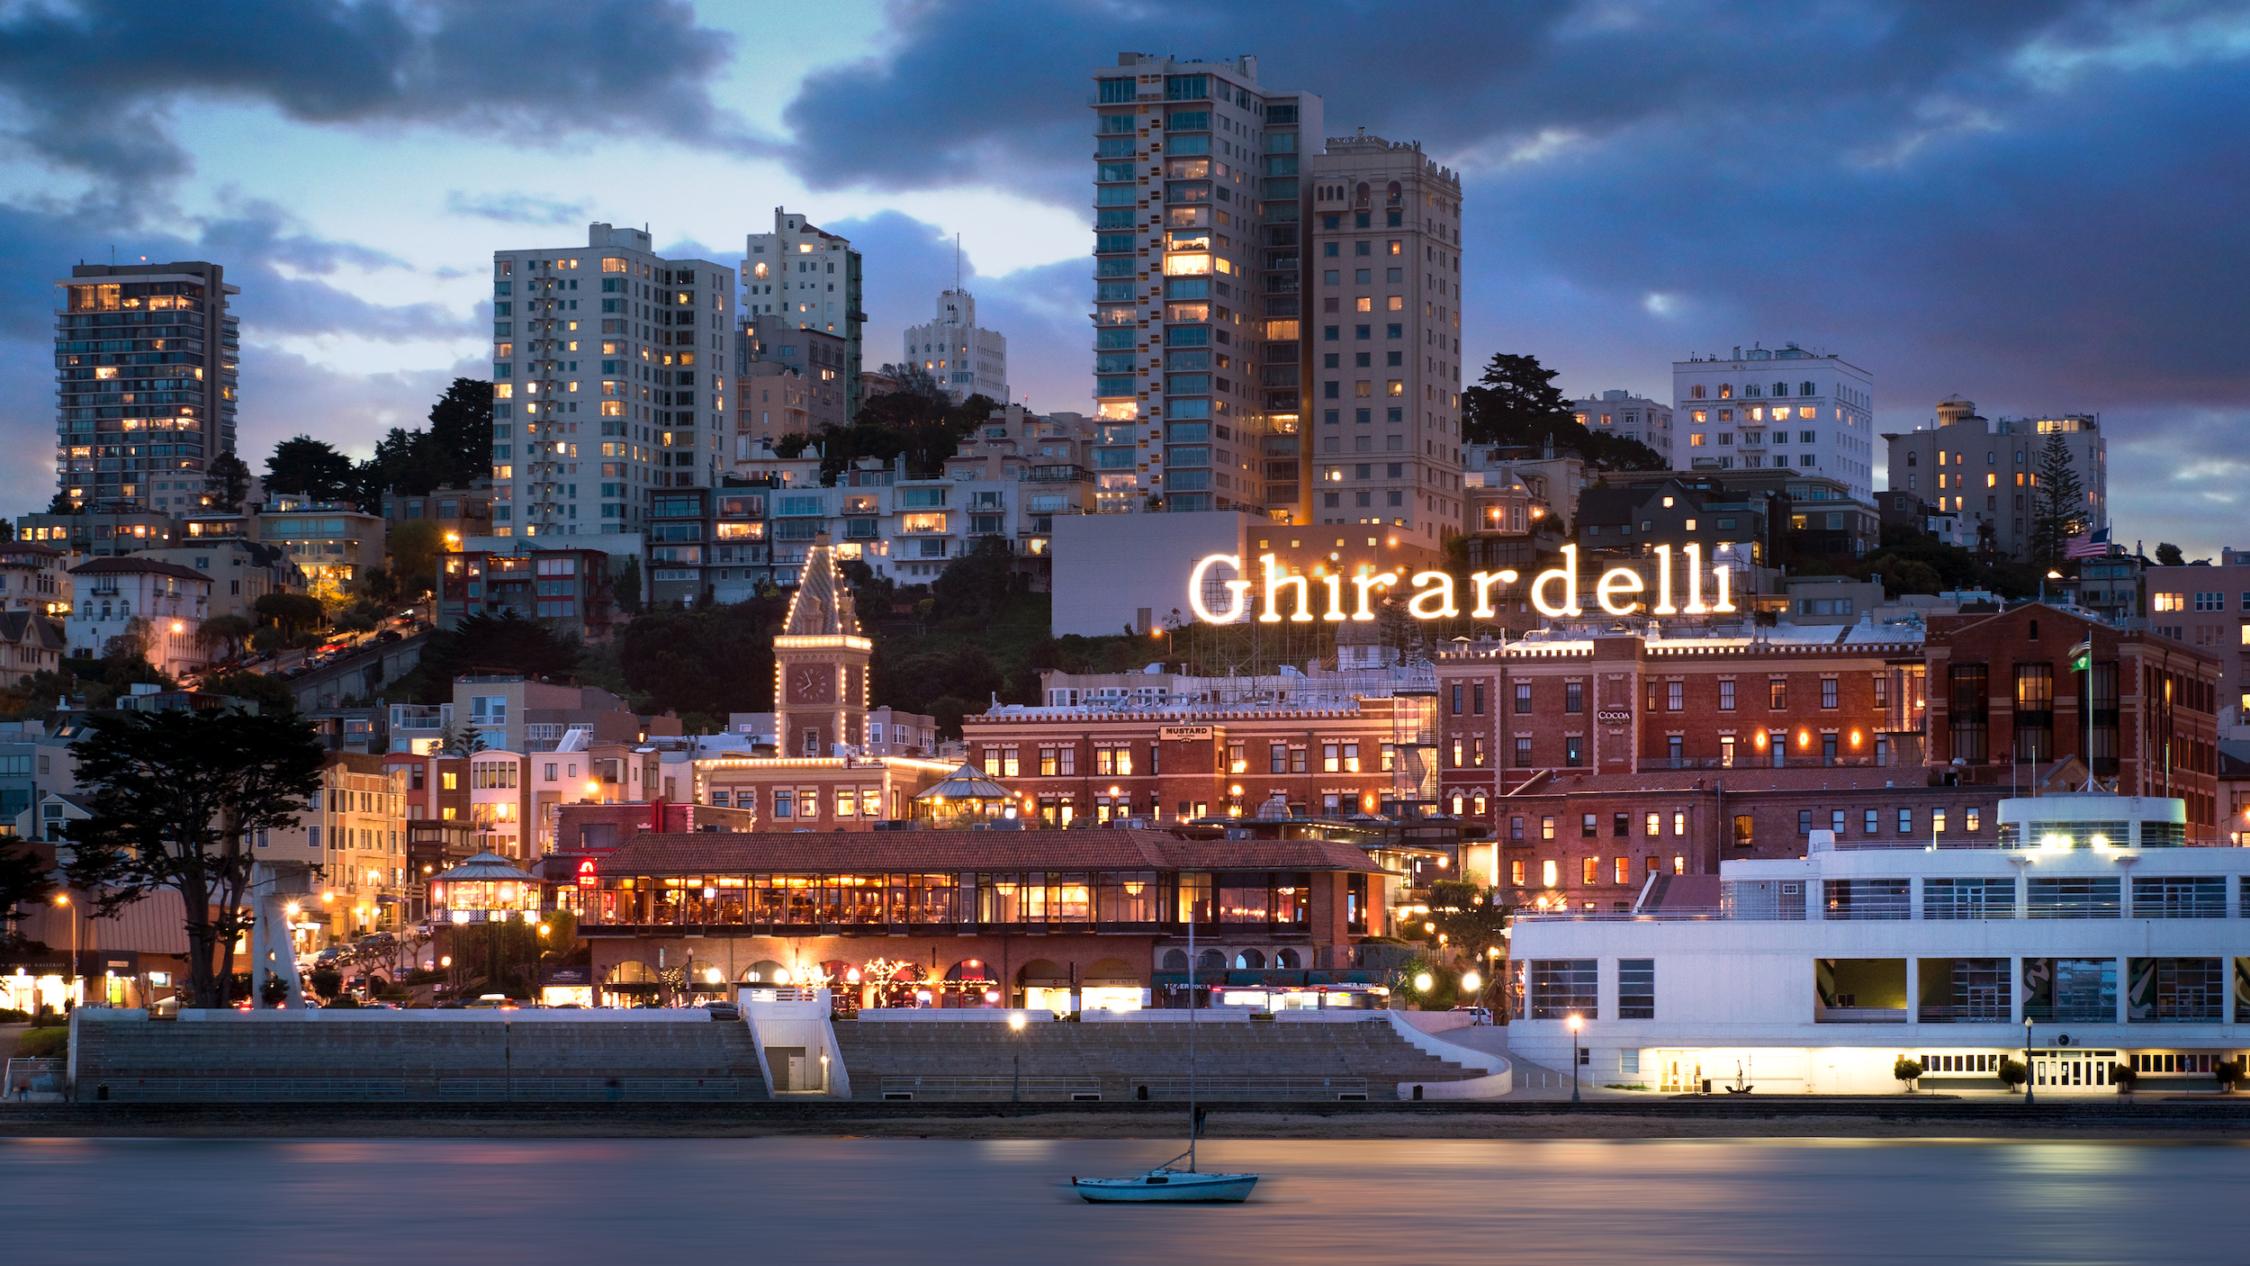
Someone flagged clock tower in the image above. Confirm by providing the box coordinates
[773,534,871,758]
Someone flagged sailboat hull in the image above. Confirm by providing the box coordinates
[1073,1172,1259,1203]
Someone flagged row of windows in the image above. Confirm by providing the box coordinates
[1686,381,1821,400]
[981,741,1387,778]
[1513,857,1689,889]
[1455,676,1883,716]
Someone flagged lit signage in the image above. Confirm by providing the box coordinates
[1595,708,1633,726]
[1159,726,1215,741]
[1187,545,1735,625]
[575,859,598,889]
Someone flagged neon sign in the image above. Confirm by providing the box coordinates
[1187,545,1735,625]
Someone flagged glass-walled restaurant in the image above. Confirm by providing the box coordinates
[580,869,1370,935]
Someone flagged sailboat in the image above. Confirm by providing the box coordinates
[1074,903,1259,1203]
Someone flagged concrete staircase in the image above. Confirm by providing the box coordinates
[71,1014,772,1103]
[834,1017,1481,1102]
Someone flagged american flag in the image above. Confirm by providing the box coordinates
[2065,527,2110,559]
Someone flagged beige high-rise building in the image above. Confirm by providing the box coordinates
[1302,132,1466,541]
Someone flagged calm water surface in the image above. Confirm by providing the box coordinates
[0,1135,2240,1264]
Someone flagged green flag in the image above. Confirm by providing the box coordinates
[2068,639,2092,673]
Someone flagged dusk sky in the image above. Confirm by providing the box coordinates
[3,0,2245,555]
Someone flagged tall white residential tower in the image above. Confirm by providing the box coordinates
[490,223,733,539]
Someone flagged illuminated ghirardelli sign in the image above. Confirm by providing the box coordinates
[1186,545,1736,625]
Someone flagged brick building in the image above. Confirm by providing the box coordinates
[962,692,1429,827]
[1467,767,2022,913]
[1436,623,1929,790]
[1924,605,2220,832]
[1434,602,2225,909]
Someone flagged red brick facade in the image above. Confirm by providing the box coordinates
[961,696,1415,825]
[1924,606,2221,834]
[1433,604,2227,908]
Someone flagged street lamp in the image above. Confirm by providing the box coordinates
[1568,1013,1583,1103]
[53,893,76,1010]
[2024,1016,2035,1105]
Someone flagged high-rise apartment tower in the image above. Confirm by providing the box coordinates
[54,261,238,513]
[490,223,733,539]
[743,209,865,421]
[1304,132,1466,539]
[1088,53,1322,518]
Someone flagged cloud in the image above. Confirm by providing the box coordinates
[825,209,1091,413]
[778,1,2250,556]
[445,191,592,226]
[0,0,751,189]
[0,196,487,514]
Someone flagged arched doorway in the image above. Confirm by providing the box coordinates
[1082,957,1142,1013]
[1017,958,1069,1012]
[943,959,997,1008]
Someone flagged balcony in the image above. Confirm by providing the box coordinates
[1021,465,1092,484]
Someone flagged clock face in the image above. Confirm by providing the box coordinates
[788,666,836,705]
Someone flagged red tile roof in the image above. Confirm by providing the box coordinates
[596,828,1386,875]
[68,556,210,583]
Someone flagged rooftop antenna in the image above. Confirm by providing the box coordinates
[954,233,962,292]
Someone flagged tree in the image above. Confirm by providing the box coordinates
[1998,1056,2028,1093]
[202,452,251,513]
[615,557,643,616]
[61,708,327,1008]
[1460,352,1666,470]
[254,591,327,634]
[1892,1056,1924,1092]
[615,597,790,718]
[193,667,298,716]
[387,519,446,602]
[2030,429,2086,565]
[355,427,455,506]
[0,838,54,944]
[1426,879,1509,960]
[195,613,256,662]
[426,378,495,481]
[416,612,580,701]
[45,491,78,515]
[2155,542,2186,568]
[931,536,1015,621]
[263,436,356,504]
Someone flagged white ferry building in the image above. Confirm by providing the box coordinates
[1506,793,2243,1094]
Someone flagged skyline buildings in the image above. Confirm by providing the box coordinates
[489,223,734,539]
[1881,396,2107,563]
[744,209,866,422]
[1304,131,1466,541]
[53,260,238,515]
[1089,52,1321,520]
[1669,343,1877,504]
[902,288,1008,404]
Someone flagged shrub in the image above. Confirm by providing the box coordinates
[1892,1057,1924,1091]
[2111,1063,2138,1095]
[0,1007,29,1024]
[2216,1058,2244,1093]
[1998,1057,2028,1091]
[14,1026,67,1058]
